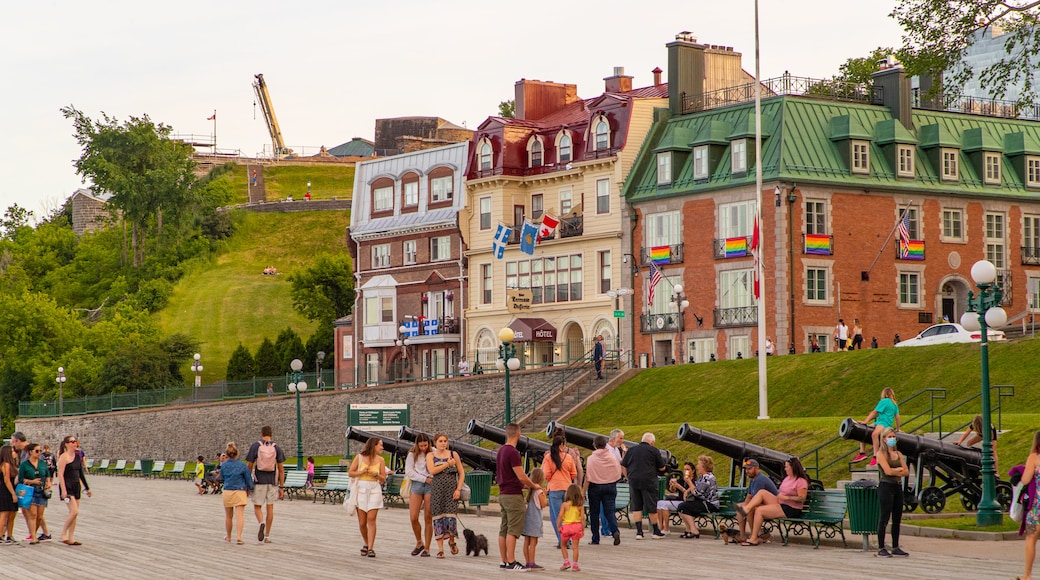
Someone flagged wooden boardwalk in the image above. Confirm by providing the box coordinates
[4,476,1024,579]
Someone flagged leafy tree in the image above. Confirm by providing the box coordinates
[288,253,355,324]
[273,327,305,373]
[303,320,335,384]
[226,344,255,380]
[0,204,33,240]
[498,99,516,118]
[254,338,280,378]
[892,0,1040,106]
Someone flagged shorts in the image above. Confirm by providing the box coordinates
[252,484,279,505]
[499,494,526,538]
[31,492,48,508]
[354,479,385,512]
[560,522,584,543]
[194,477,203,486]
[629,484,659,515]
[410,481,432,496]
[781,504,803,519]
[223,490,248,508]
[656,499,682,512]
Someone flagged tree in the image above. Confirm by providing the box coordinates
[498,100,516,118]
[892,0,1040,106]
[288,253,355,324]
[226,344,255,380]
[273,327,305,373]
[254,338,280,377]
[0,204,33,240]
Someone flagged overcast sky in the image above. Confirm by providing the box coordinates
[0,0,905,218]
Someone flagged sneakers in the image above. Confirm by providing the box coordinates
[38,534,51,542]
[635,533,645,540]
[525,563,544,570]
[560,561,571,571]
[891,547,909,557]
[877,547,892,558]
[571,563,581,572]
[852,452,868,462]
[652,532,666,539]
[263,537,272,543]
[612,531,621,545]
[504,561,527,572]
[869,457,878,467]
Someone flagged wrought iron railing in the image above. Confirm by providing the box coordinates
[641,312,681,333]
[999,269,1013,306]
[713,236,752,259]
[911,88,1040,122]
[713,306,757,328]
[640,243,684,265]
[559,215,584,238]
[681,74,872,114]
[1023,246,1040,266]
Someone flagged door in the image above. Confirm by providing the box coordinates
[942,297,955,322]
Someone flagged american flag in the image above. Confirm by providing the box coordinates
[647,261,663,307]
[897,211,911,259]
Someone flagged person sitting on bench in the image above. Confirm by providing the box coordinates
[737,457,808,546]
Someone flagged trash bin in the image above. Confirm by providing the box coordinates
[140,459,154,477]
[845,479,879,551]
[465,470,493,516]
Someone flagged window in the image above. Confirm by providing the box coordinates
[687,338,716,363]
[897,145,914,177]
[646,211,681,248]
[558,133,572,163]
[728,336,750,360]
[851,140,869,174]
[531,194,544,220]
[430,175,453,202]
[805,201,827,235]
[364,296,394,324]
[507,254,582,304]
[719,269,754,310]
[1026,215,1040,255]
[595,119,610,150]
[529,138,543,167]
[693,146,708,179]
[899,272,920,307]
[596,179,610,214]
[431,236,451,261]
[942,208,964,241]
[731,139,747,173]
[371,244,391,268]
[657,153,672,185]
[403,240,417,265]
[807,268,827,302]
[598,250,611,294]
[559,189,572,216]
[479,140,493,170]
[1028,157,1040,187]
[719,200,757,239]
[985,212,1006,269]
[984,152,1001,184]
[481,263,492,305]
[941,148,959,181]
[479,196,491,230]
[373,185,393,212]
[403,180,418,206]
[904,207,920,239]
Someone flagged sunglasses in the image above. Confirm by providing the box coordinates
[68,440,78,444]
[31,450,40,454]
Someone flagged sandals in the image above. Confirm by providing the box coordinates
[741,540,761,546]
[360,545,369,556]
[436,551,445,559]
[420,549,431,557]
[449,540,458,555]
[367,549,376,558]
[411,546,424,556]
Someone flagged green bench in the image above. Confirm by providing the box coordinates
[315,472,351,504]
[109,459,127,475]
[383,473,406,507]
[614,483,633,528]
[775,489,847,548]
[693,487,746,538]
[281,470,309,500]
[129,460,142,477]
[165,461,187,479]
[313,464,345,485]
[149,460,167,478]
[96,459,109,472]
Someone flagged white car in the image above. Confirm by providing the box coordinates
[894,322,1006,347]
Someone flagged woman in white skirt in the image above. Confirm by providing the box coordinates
[349,437,387,558]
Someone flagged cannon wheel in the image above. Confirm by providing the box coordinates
[961,495,978,512]
[920,486,946,514]
[997,482,1014,512]
[904,494,919,512]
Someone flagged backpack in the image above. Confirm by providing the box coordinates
[256,440,277,472]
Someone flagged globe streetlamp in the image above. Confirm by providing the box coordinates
[607,288,632,361]
[56,367,67,418]
[496,327,521,424]
[315,351,326,389]
[287,358,308,469]
[960,259,1006,527]
[670,284,690,364]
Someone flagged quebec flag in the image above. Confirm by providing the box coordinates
[492,224,512,259]
[520,220,538,255]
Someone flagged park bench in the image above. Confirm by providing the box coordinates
[166,461,187,479]
[314,472,351,504]
[383,473,406,507]
[281,470,309,500]
[149,460,167,478]
[614,483,632,528]
[774,489,847,548]
[110,459,127,475]
[693,487,746,538]
[314,464,345,485]
[129,460,142,477]
[96,459,110,473]
[85,459,95,470]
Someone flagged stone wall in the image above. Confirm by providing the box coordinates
[15,368,570,461]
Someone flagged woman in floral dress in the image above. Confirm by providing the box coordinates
[425,434,465,558]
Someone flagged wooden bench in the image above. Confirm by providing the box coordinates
[694,487,746,538]
[96,459,110,472]
[383,473,406,507]
[165,461,187,479]
[775,489,847,548]
[614,483,632,528]
[281,470,309,500]
[129,460,142,477]
[109,459,127,475]
[314,472,351,504]
[85,459,95,470]
[149,460,167,478]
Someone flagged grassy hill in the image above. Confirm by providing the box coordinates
[225,163,356,204]
[158,209,351,380]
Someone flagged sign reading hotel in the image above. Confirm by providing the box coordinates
[507,289,533,313]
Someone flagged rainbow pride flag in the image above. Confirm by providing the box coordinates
[901,240,925,260]
[724,237,748,258]
[650,246,671,265]
[805,234,832,255]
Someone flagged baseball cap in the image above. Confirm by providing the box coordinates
[742,458,759,470]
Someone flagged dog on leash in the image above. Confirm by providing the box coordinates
[463,528,489,556]
[719,524,771,545]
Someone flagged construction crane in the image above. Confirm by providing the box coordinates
[252,73,293,157]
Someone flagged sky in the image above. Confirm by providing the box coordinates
[0,0,906,218]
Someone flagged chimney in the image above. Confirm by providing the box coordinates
[514,79,580,121]
[652,67,663,86]
[604,66,634,93]
[871,57,912,130]
[667,31,705,115]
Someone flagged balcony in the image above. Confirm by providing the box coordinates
[713,306,758,328]
[803,234,833,256]
[641,243,684,265]
[559,215,584,239]
[1023,246,1040,266]
[640,312,680,333]
[896,239,925,260]
[713,236,751,259]
[506,228,522,245]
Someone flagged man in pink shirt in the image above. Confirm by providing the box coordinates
[584,435,623,545]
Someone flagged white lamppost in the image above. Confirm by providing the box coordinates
[670,284,690,363]
[56,367,67,418]
[287,358,308,468]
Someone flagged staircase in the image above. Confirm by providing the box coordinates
[516,367,639,432]
[247,164,267,203]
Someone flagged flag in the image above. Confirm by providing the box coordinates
[897,212,911,259]
[207,113,216,121]
[650,246,672,265]
[402,320,420,337]
[724,237,748,258]
[492,224,512,259]
[520,220,538,255]
[804,234,832,255]
[647,261,663,307]
[537,214,559,242]
[423,318,439,335]
[751,216,760,300]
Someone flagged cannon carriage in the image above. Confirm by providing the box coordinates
[397,425,498,472]
[676,423,823,490]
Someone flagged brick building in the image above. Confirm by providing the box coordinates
[69,188,114,236]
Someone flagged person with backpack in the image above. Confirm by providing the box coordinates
[246,425,285,544]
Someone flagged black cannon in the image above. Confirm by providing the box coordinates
[546,421,678,471]
[467,419,551,468]
[346,426,412,472]
[839,417,1011,514]
[396,425,498,472]
[676,423,821,489]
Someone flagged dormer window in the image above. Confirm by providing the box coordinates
[693,146,708,180]
[941,148,959,181]
[528,138,543,168]
[984,152,1001,184]
[731,139,747,173]
[373,184,394,212]
[897,145,914,177]
[851,141,869,174]
[594,118,610,150]
[557,133,572,163]
[1028,157,1040,188]
[479,139,493,170]
[656,153,672,185]
[403,175,419,206]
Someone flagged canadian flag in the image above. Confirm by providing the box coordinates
[537,214,559,243]
[751,216,760,300]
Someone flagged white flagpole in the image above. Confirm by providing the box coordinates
[755,0,769,420]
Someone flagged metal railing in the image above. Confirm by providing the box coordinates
[713,237,751,259]
[681,74,872,114]
[713,306,757,328]
[932,385,1015,440]
[641,312,681,333]
[640,243,684,265]
[911,88,1040,122]
[1022,246,1040,266]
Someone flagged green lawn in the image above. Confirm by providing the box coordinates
[225,164,356,203]
[909,515,1020,532]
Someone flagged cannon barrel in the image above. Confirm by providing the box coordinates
[546,421,677,470]
[467,419,551,459]
[676,422,794,483]
[396,425,497,472]
[838,418,981,464]
[346,426,412,457]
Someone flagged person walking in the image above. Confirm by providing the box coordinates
[219,442,254,544]
[593,335,605,379]
[834,319,849,351]
[426,434,464,558]
[349,437,388,558]
[405,433,433,557]
[0,446,17,544]
[57,436,90,545]
[305,457,316,491]
[496,423,538,572]
[851,318,864,349]
[246,425,285,544]
[18,443,50,544]
[620,432,667,539]
[584,435,622,546]
[876,427,910,557]
[1018,430,1040,579]
[543,434,578,548]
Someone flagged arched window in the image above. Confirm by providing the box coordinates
[557,132,572,163]
[479,139,493,170]
[528,137,543,167]
[594,118,610,150]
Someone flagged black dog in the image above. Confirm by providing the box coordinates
[463,528,488,556]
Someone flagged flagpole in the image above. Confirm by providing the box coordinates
[212,109,217,153]
[754,0,769,420]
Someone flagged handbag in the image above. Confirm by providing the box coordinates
[400,476,412,497]
[344,477,359,516]
[15,484,34,509]
[1011,483,1026,523]
[460,483,471,503]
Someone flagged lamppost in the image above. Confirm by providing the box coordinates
[607,288,632,358]
[56,367,67,418]
[191,353,203,388]
[495,327,521,424]
[287,358,308,469]
[396,323,413,379]
[315,351,325,389]
[959,259,1006,527]
[670,284,690,364]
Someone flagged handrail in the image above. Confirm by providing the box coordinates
[482,347,599,428]
[934,385,1014,440]
[899,388,948,434]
